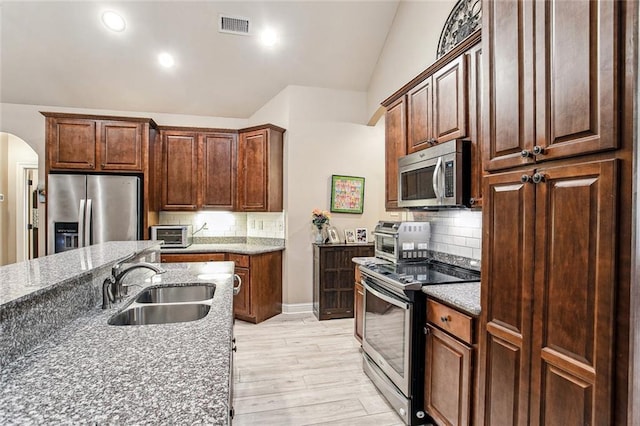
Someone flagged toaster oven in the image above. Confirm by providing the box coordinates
[150,225,193,248]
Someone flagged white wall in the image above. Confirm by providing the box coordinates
[366,0,456,122]
[250,85,392,307]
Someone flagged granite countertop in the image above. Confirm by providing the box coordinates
[0,241,160,307]
[0,256,235,424]
[161,242,285,255]
[421,282,481,316]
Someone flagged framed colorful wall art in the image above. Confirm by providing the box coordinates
[330,175,365,214]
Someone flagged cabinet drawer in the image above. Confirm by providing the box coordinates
[227,253,249,268]
[161,253,225,263]
[427,299,473,344]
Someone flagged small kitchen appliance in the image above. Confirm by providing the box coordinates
[373,221,431,263]
[150,224,193,248]
[398,139,471,208]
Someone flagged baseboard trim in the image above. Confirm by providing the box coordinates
[282,303,313,314]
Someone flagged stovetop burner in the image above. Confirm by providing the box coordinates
[361,259,480,288]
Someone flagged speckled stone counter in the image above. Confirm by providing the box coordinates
[0,261,235,425]
[160,242,285,255]
[421,282,481,316]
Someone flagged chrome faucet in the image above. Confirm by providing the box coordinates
[102,257,165,309]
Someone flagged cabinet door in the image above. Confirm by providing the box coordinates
[237,129,268,211]
[477,169,535,426]
[467,43,484,207]
[201,132,236,210]
[162,131,199,210]
[99,121,143,171]
[318,247,356,319]
[534,0,618,162]
[385,96,407,210]
[529,159,618,425]
[433,55,467,144]
[48,118,97,170]
[354,280,364,343]
[425,325,472,426]
[233,267,251,318]
[407,77,434,153]
[482,0,536,171]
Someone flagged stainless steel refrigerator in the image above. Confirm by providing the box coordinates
[47,174,141,254]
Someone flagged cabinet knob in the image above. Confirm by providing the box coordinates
[469,197,476,206]
[101,163,105,168]
[532,172,545,184]
[521,150,533,158]
[532,145,546,156]
[440,315,451,323]
[521,174,532,183]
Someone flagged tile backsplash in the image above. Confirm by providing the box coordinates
[158,211,285,239]
[410,209,482,261]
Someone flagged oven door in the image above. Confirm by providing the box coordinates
[362,276,412,396]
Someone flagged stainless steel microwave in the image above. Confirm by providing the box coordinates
[397,139,471,208]
[150,225,193,248]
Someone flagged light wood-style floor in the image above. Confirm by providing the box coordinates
[232,313,404,425]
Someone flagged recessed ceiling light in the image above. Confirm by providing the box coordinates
[158,52,175,68]
[260,28,278,47]
[101,11,126,32]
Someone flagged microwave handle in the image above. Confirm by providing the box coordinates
[432,156,443,200]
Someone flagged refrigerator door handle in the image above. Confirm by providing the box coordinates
[85,199,93,246]
[78,199,86,248]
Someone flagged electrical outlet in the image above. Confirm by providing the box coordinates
[0,194,4,202]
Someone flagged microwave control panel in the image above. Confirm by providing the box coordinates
[444,161,454,198]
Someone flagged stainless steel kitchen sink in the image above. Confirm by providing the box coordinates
[134,284,215,304]
[108,303,211,326]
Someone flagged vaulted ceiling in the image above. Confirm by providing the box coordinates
[1,1,400,118]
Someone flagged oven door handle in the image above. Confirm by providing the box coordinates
[363,280,410,310]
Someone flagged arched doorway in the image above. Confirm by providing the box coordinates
[0,132,40,266]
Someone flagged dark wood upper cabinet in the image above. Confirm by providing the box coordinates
[161,130,199,210]
[47,118,97,170]
[237,125,284,212]
[45,114,150,172]
[533,0,618,162]
[99,121,143,171]
[432,55,468,144]
[482,0,536,172]
[483,0,618,172]
[201,132,237,210]
[407,55,468,154]
[407,78,434,153]
[384,96,407,210]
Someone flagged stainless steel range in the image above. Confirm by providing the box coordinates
[360,259,480,425]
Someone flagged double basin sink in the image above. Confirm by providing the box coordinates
[108,284,216,326]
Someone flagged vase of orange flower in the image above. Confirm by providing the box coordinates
[311,209,331,243]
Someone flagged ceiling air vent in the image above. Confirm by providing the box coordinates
[219,15,250,35]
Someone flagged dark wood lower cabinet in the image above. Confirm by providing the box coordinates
[159,250,283,324]
[425,299,476,426]
[313,243,374,321]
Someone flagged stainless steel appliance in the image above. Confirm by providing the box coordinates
[398,139,471,208]
[150,225,193,248]
[360,260,480,425]
[373,221,431,263]
[47,174,141,254]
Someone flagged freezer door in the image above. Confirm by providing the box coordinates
[47,174,87,254]
[87,175,140,244]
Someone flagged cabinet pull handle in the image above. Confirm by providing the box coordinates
[233,273,242,296]
[532,172,545,184]
[532,145,546,156]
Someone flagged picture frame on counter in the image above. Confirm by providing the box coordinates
[356,228,368,243]
[326,226,341,244]
[330,175,365,214]
[344,229,356,244]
